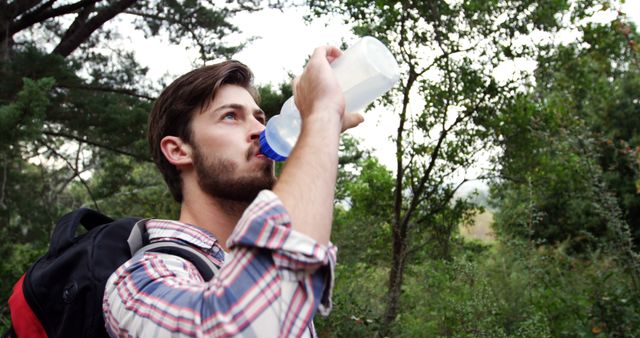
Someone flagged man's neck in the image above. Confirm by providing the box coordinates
[179,189,249,251]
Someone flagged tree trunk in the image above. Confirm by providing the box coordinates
[382,60,415,334]
[382,222,408,334]
[440,221,454,261]
[0,3,11,63]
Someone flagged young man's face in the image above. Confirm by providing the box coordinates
[189,84,275,202]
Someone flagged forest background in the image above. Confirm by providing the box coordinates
[1,0,640,336]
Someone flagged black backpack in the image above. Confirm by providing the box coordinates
[3,208,218,338]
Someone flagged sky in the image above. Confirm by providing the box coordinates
[129,1,640,190]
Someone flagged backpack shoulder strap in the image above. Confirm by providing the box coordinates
[138,242,219,282]
[127,219,150,256]
[128,219,219,281]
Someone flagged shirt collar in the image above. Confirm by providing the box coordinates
[145,219,226,259]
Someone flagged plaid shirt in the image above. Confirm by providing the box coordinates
[103,190,336,337]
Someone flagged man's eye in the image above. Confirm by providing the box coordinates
[223,112,236,120]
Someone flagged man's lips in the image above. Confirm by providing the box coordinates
[247,144,270,161]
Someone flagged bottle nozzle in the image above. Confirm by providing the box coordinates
[259,130,288,162]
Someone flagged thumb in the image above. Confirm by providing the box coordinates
[341,112,365,132]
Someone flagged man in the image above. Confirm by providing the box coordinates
[103,45,363,337]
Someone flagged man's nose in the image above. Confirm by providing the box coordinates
[248,116,265,141]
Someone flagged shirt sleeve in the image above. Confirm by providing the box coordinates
[103,190,336,338]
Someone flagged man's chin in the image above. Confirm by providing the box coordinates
[203,173,275,203]
[193,147,275,203]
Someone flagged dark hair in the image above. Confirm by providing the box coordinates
[148,60,259,202]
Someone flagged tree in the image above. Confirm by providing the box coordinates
[308,0,599,332]
[491,13,640,251]
[0,0,261,329]
[0,0,257,224]
[0,1,256,61]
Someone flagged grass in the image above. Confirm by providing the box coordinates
[460,210,495,243]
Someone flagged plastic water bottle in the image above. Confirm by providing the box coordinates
[259,36,401,161]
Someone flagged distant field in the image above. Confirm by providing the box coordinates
[459,211,495,242]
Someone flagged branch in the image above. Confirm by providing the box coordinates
[57,1,95,48]
[56,84,155,101]
[414,178,469,226]
[403,75,492,221]
[123,9,209,62]
[43,130,151,162]
[399,117,450,230]
[398,6,412,67]
[415,42,480,79]
[497,173,531,185]
[398,61,462,236]
[406,151,418,194]
[123,10,182,26]
[393,62,416,233]
[53,0,136,57]
[428,0,447,56]
[0,155,7,209]
[441,59,453,131]
[74,135,82,174]
[9,1,98,36]
[404,81,496,222]
[6,0,42,19]
[10,0,55,29]
[53,161,94,200]
[38,139,100,210]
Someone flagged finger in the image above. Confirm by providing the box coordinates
[291,76,300,96]
[341,112,365,132]
[324,46,342,63]
[310,45,343,64]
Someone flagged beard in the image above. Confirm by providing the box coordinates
[192,143,275,203]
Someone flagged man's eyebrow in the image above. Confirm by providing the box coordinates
[212,103,265,117]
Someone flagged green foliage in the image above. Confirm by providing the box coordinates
[319,238,640,337]
[2,1,640,337]
[491,19,640,252]
[307,0,624,331]
[257,81,292,119]
[487,20,640,338]
[490,95,607,250]
[0,1,256,331]
[315,263,388,337]
[0,242,47,331]
[308,2,640,334]
[129,0,257,61]
[333,157,394,265]
[0,77,55,148]
[75,155,180,219]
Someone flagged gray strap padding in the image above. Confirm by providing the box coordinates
[137,241,220,276]
[126,219,219,280]
[127,219,148,256]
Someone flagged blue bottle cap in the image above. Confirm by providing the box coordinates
[259,130,288,162]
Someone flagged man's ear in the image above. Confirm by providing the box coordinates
[160,136,193,167]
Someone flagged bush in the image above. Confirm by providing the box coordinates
[315,263,388,337]
[0,242,47,332]
[317,238,640,337]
